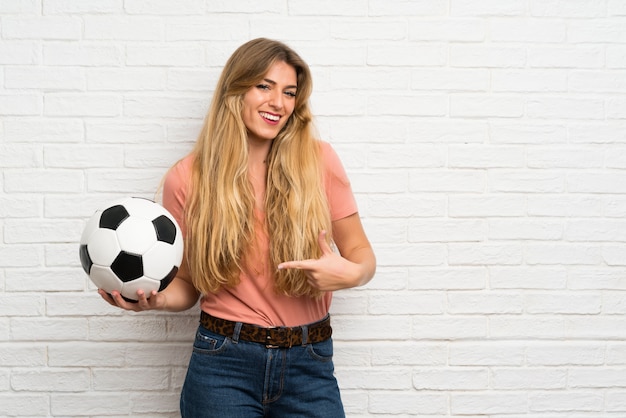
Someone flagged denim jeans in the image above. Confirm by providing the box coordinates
[180,321,345,418]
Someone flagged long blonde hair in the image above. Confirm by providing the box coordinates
[185,38,331,297]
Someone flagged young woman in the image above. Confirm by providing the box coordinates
[99,38,376,417]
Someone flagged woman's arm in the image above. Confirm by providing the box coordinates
[99,261,200,312]
[278,212,376,291]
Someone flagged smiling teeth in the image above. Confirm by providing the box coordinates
[260,112,280,121]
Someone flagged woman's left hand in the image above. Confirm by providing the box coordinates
[278,228,373,292]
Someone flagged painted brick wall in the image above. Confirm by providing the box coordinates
[2,1,626,417]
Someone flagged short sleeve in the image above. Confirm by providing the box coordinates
[320,141,358,221]
[162,154,193,237]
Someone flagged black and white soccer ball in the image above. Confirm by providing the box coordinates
[79,197,184,302]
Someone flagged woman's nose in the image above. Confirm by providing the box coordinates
[268,90,283,110]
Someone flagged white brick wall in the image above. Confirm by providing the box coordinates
[2,1,626,417]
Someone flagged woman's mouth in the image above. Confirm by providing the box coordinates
[260,111,280,124]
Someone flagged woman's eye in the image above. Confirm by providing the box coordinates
[285,91,297,98]
[257,84,270,90]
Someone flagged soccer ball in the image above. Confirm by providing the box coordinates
[79,197,184,302]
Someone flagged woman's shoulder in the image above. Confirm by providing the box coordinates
[316,140,345,172]
[164,153,194,190]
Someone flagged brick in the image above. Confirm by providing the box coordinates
[44,0,123,14]
[0,144,42,168]
[490,267,567,290]
[87,68,166,91]
[0,196,40,218]
[250,18,329,41]
[489,170,565,193]
[413,368,488,390]
[93,368,169,390]
[531,0,606,17]
[0,294,44,316]
[331,20,406,40]
[338,368,412,390]
[451,94,524,118]
[10,318,88,341]
[409,18,485,41]
[289,0,367,16]
[87,317,168,341]
[608,45,626,68]
[410,170,486,193]
[0,94,42,116]
[369,292,445,315]
[84,15,163,40]
[4,66,85,90]
[0,42,39,64]
[488,219,563,240]
[371,341,447,366]
[529,45,604,68]
[0,0,39,13]
[85,121,165,144]
[451,45,526,68]
[6,268,85,292]
[333,315,412,341]
[527,342,606,365]
[490,18,566,42]
[86,169,165,193]
[123,95,208,118]
[451,0,527,16]
[449,144,524,168]
[569,19,626,43]
[44,42,123,66]
[448,292,523,314]
[410,119,488,143]
[125,0,205,15]
[409,219,487,242]
[51,393,130,416]
[11,369,90,391]
[412,316,487,339]
[368,0,446,16]
[449,195,526,218]
[204,0,283,13]
[490,121,567,144]
[2,17,81,40]
[368,391,447,415]
[126,44,205,66]
[412,68,488,91]
[0,245,43,268]
[45,94,122,117]
[4,170,83,193]
[409,267,486,290]
[452,392,528,415]
[0,344,46,366]
[525,292,602,314]
[0,394,49,416]
[529,391,604,412]
[166,17,248,41]
[368,43,447,66]
[3,118,84,143]
[492,69,568,92]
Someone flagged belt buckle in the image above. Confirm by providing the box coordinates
[265,327,280,349]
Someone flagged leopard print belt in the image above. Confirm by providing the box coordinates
[199,311,332,348]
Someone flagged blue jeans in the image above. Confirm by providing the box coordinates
[180,321,345,418]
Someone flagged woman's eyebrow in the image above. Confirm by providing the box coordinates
[263,78,297,90]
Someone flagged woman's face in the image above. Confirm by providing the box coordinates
[241,60,297,145]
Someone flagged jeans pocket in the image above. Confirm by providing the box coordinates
[306,338,334,363]
[192,328,230,355]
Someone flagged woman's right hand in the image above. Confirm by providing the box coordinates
[98,288,167,312]
[97,274,200,313]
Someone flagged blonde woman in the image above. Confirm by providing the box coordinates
[100,38,376,417]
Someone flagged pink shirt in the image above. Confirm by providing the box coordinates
[163,141,357,327]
